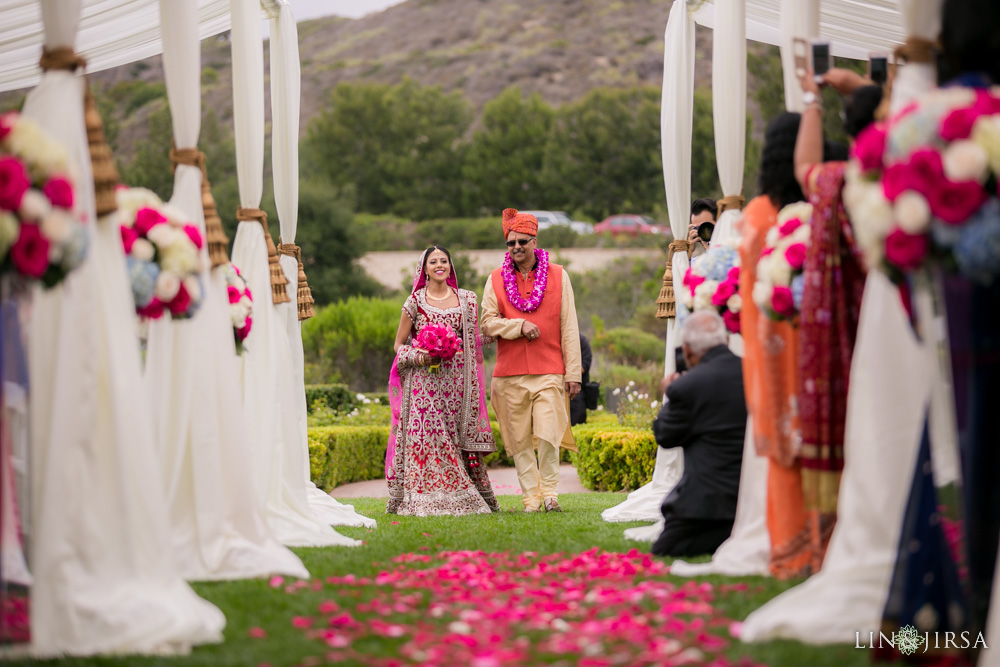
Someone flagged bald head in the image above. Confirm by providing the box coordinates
[680,310,728,364]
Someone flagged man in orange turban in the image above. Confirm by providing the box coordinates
[482,209,582,513]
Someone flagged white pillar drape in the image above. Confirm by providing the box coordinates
[229,0,360,546]
[25,0,224,655]
[779,0,819,112]
[740,0,939,644]
[710,0,746,245]
[889,0,941,116]
[264,0,375,529]
[143,0,309,579]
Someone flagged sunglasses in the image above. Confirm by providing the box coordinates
[506,238,534,248]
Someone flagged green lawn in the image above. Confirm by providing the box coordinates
[8,494,870,667]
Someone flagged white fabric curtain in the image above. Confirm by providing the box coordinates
[143,0,309,579]
[229,0,360,546]
[778,0,818,112]
[602,445,683,525]
[711,0,746,214]
[264,0,375,528]
[25,0,224,655]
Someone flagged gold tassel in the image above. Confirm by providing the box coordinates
[717,194,745,214]
[655,239,691,320]
[84,88,119,218]
[169,145,229,268]
[239,207,289,304]
[277,238,315,320]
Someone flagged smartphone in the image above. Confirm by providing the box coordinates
[869,53,888,85]
[674,347,688,374]
[811,40,831,79]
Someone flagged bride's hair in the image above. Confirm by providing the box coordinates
[422,245,453,278]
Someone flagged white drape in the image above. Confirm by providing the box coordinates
[143,0,309,579]
[602,444,683,526]
[888,1,941,115]
[25,0,224,655]
[229,0,360,546]
[778,0,818,112]
[711,0,746,226]
[264,0,375,529]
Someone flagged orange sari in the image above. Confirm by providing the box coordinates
[739,196,812,579]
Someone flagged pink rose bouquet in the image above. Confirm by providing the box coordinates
[413,322,461,373]
[116,186,205,320]
[680,243,742,334]
[753,201,812,323]
[223,262,253,354]
[0,112,87,287]
[844,87,1000,286]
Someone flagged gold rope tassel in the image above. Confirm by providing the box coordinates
[278,238,315,321]
[717,194,745,214]
[239,207,290,305]
[655,239,691,320]
[169,145,230,268]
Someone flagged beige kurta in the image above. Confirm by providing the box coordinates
[482,266,582,455]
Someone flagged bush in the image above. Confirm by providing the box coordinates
[305,384,356,413]
[309,426,390,490]
[594,363,663,404]
[592,326,664,367]
[572,424,657,492]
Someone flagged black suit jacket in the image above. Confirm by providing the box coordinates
[654,345,747,521]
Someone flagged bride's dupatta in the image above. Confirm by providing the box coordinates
[385,252,495,479]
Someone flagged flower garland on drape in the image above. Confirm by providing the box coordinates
[680,244,742,333]
[753,202,814,322]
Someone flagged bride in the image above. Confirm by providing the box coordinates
[386,246,500,516]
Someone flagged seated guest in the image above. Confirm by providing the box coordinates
[651,310,747,558]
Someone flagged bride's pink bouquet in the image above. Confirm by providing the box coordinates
[413,323,460,373]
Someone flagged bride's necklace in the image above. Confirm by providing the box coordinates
[425,288,454,302]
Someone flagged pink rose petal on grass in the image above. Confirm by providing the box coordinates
[292,616,313,629]
[268,576,284,588]
[247,627,267,639]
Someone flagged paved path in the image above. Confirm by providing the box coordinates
[329,463,591,499]
[358,248,663,290]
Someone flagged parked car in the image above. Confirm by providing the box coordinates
[593,214,665,236]
[521,210,594,235]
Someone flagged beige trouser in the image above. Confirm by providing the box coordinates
[491,374,568,510]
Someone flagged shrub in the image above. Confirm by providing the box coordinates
[308,425,391,491]
[592,327,664,367]
[305,384,356,413]
[572,424,657,492]
[594,362,663,400]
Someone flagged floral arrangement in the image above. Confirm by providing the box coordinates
[501,248,549,312]
[223,262,253,354]
[413,323,461,373]
[116,186,205,319]
[844,86,1000,286]
[680,244,742,333]
[752,202,813,323]
[0,112,87,286]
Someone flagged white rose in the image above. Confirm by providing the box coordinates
[18,189,51,221]
[239,295,252,308]
[39,210,71,244]
[0,211,18,256]
[764,226,779,247]
[768,255,792,287]
[183,276,202,303]
[155,271,181,301]
[693,280,716,311]
[682,291,694,310]
[971,115,1000,176]
[116,187,162,225]
[792,222,812,243]
[894,190,932,235]
[130,237,155,262]
[726,293,742,314]
[230,303,249,327]
[159,203,190,228]
[7,119,70,179]
[943,140,990,183]
[777,201,813,226]
[161,242,200,275]
[147,224,180,248]
[753,280,773,310]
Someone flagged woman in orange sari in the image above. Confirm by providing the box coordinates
[740,112,813,579]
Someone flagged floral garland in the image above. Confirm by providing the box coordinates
[223,262,253,354]
[0,112,87,287]
[753,202,813,323]
[116,186,205,319]
[843,86,1000,286]
[501,248,549,312]
[681,244,742,333]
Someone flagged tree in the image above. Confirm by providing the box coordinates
[462,86,555,215]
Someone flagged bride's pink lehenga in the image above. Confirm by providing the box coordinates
[386,282,500,517]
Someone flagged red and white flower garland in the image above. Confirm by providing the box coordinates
[680,244,742,334]
[501,248,549,312]
[0,112,86,286]
[753,201,812,323]
[223,262,253,354]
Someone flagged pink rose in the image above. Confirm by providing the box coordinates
[727,266,740,283]
[134,207,167,235]
[42,176,74,209]
[685,272,705,297]
[939,106,979,141]
[0,113,13,140]
[722,309,741,334]
[852,123,887,172]
[10,223,50,278]
[712,280,736,306]
[760,246,774,258]
[0,156,30,211]
[138,298,165,319]
[882,149,943,201]
[245,286,253,301]
[183,223,203,249]
[237,316,253,341]
[928,179,989,225]
[120,225,139,253]
[784,242,807,270]
[884,227,929,271]
[771,286,796,318]
[228,285,242,304]
[168,281,192,316]
[778,217,802,237]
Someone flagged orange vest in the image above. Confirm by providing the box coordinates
[491,262,565,377]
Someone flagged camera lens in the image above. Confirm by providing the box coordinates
[697,221,714,243]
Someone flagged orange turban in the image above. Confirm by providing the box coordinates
[502,208,538,240]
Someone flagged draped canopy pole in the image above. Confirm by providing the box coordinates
[779,0,819,112]
[143,0,308,580]
[264,0,376,529]
[229,0,359,547]
[25,0,224,655]
[710,0,747,242]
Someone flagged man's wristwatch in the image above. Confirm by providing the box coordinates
[802,90,819,107]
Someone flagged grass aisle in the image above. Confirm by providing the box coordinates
[10,494,868,666]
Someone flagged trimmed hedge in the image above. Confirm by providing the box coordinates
[572,423,657,492]
[308,425,391,491]
[305,384,390,414]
